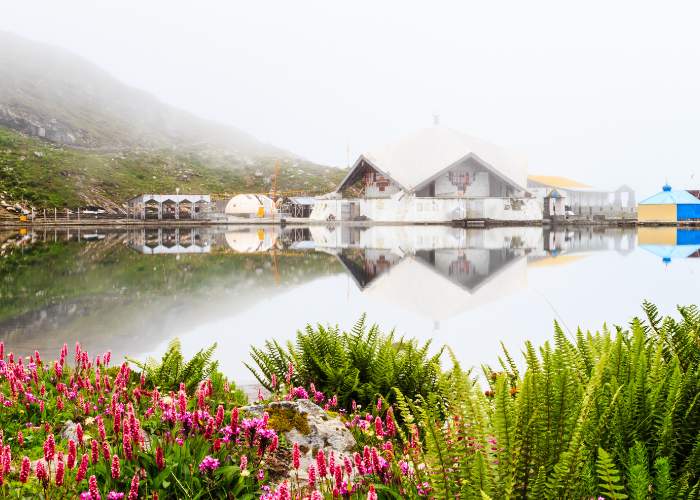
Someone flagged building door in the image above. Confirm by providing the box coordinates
[341,202,352,220]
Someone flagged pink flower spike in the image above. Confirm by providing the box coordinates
[293,443,300,469]
[19,456,30,483]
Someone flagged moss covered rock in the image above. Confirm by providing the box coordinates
[242,399,357,480]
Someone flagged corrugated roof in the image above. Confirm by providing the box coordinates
[527,175,593,188]
[639,186,700,205]
[357,124,527,192]
[289,197,317,205]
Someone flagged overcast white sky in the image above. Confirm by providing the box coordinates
[3,1,700,198]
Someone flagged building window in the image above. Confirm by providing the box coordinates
[449,171,474,186]
[364,172,375,187]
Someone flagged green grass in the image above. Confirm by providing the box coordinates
[0,127,348,211]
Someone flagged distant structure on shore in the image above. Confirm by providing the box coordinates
[526,175,636,216]
[312,117,542,222]
[638,184,700,222]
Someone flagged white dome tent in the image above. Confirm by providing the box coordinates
[224,194,273,217]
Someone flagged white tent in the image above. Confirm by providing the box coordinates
[338,124,527,193]
[225,195,273,216]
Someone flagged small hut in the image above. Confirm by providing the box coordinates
[225,195,273,218]
[638,185,700,221]
[543,189,566,219]
[279,197,316,218]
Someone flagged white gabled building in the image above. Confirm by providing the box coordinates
[311,119,542,222]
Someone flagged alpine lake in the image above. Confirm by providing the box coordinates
[1,224,698,383]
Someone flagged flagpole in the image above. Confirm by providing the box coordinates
[271,161,279,219]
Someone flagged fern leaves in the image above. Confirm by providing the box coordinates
[597,448,628,499]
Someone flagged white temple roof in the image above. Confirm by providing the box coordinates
[355,124,527,192]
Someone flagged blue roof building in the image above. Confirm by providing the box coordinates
[638,185,700,221]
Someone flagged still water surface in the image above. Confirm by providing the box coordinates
[1,225,698,382]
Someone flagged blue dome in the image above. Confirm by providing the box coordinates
[662,184,672,191]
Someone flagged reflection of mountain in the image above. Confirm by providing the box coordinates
[639,228,700,263]
[0,227,341,359]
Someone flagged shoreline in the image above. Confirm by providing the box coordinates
[1,217,697,228]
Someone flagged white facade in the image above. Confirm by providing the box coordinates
[311,191,543,222]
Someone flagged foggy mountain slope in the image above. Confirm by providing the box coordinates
[0,31,297,157]
[0,32,348,212]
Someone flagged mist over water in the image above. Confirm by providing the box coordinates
[1,224,697,381]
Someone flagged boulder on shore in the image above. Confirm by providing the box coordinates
[242,399,357,480]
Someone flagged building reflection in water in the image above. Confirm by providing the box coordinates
[638,228,700,263]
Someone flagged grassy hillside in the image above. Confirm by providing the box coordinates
[0,32,348,213]
[0,127,347,212]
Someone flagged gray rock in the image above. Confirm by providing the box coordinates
[59,420,78,442]
[242,399,357,480]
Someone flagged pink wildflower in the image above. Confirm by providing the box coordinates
[91,439,100,464]
[371,447,380,472]
[368,484,378,500]
[156,446,164,470]
[308,464,317,489]
[354,452,364,475]
[240,455,247,470]
[123,431,133,460]
[278,481,291,500]
[204,417,215,440]
[76,454,88,482]
[102,441,111,462]
[311,491,322,500]
[335,465,342,487]
[36,460,47,480]
[363,446,371,472]
[68,439,77,469]
[111,455,120,479]
[44,434,56,463]
[89,475,99,499]
[231,407,239,430]
[375,416,384,438]
[17,430,23,447]
[293,443,300,469]
[98,416,106,441]
[316,449,328,477]
[76,423,84,446]
[286,362,293,384]
[19,456,30,483]
[344,456,353,475]
[55,455,65,485]
[215,405,224,427]
[129,473,139,500]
